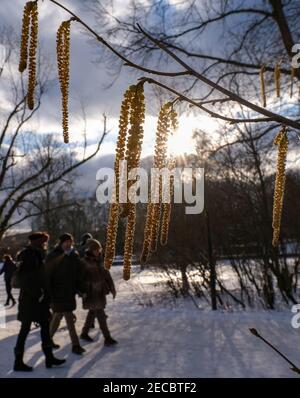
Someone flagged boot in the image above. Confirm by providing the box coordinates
[42,346,66,369]
[4,300,9,307]
[104,336,118,346]
[13,349,33,372]
[99,314,117,346]
[80,332,93,342]
[72,345,86,355]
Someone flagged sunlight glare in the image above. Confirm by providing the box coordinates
[168,114,218,156]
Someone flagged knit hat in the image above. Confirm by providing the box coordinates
[59,233,73,244]
[86,238,102,252]
[28,232,49,243]
[80,232,92,245]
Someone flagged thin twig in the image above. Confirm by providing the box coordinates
[139,77,271,124]
[249,328,300,375]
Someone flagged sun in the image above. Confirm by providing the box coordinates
[168,114,219,157]
[167,116,196,156]
[141,114,218,159]
[168,129,195,156]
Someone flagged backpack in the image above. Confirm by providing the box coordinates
[11,249,27,289]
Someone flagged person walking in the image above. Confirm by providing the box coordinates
[80,239,118,346]
[78,232,95,329]
[46,233,86,355]
[78,232,93,259]
[0,254,16,306]
[13,232,66,372]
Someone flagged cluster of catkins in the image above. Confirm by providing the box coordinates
[19,1,38,110]
[19,2,73,142]
[260,61,295,107]
[104,91,178,279]
[104,84,145,280]
[140,103,178,265]
[272,126,289,247]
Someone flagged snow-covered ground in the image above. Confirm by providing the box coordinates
[0,266,300,378]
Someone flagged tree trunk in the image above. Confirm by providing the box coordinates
[206,209,217,310]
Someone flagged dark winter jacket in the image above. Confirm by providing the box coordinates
[0,259,17,282]
[78,244,87,259]
[16,245,50,323]
[45,246,86,313]
[82,251,116,310]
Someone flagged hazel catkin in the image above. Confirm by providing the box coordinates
[259,65,266,108]
[27,1,38,110]
[19,1,34,73]
[104,86,135,270]
[274,61,281,99]
[57,20,71,143]
[272,126,288,247]
[104,83,145,280]
[18,1,39,110]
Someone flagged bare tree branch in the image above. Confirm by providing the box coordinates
[137,24,300,131]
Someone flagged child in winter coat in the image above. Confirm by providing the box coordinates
[80,239,118,346]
